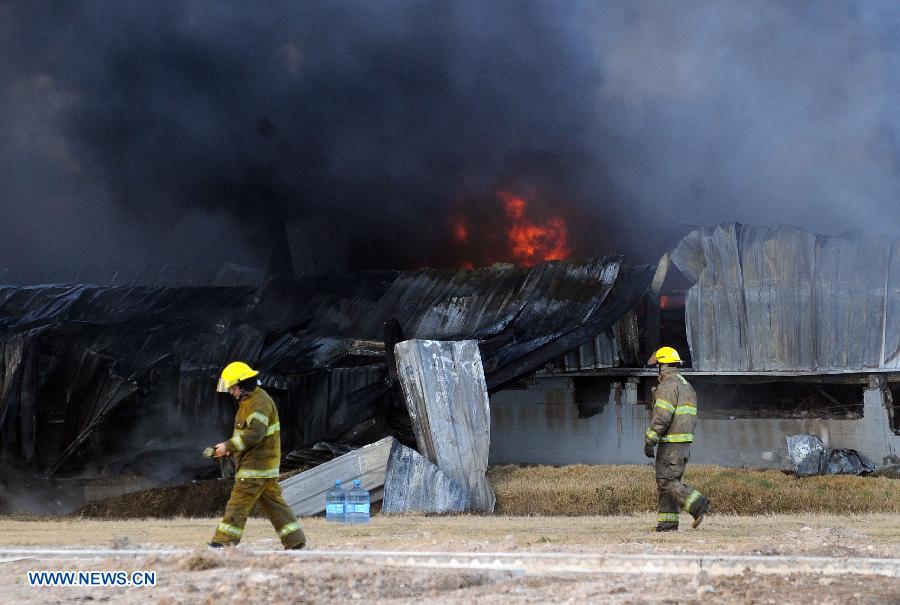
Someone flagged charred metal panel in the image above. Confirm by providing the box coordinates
[0,286,258,476]
[0,258,651,480]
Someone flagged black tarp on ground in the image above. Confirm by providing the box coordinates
[786,434,876,476]
[0,257,654,481]
[670,223,900,372]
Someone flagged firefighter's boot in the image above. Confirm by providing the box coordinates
[655,512,679,532]
[655,522,679,532]
[687,492,711,529]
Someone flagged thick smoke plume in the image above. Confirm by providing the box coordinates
[1,1,898,279]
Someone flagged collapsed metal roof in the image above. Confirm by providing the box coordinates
[671,223,900,372]
[5,222,897,485]
[0,257,654,479]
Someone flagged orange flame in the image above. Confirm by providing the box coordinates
[449,191,571,268]
[498,191,570,266]
[453,216,469,244]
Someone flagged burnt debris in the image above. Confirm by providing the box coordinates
[0,257,654,483]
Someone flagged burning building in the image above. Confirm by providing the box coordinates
[3,2,900,512]
[0,248,651,509]
[1,220,897,513]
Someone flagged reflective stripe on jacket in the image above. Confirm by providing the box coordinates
[645,366,697,445]
[224,387,282,478]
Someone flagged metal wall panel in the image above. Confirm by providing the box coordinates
[672,223,900,372]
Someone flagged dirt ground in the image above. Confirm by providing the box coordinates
[3,514,900,556]
[2,514,899,603]
[4,554,898,605]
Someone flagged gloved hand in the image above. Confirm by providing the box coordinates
[644,442,655,459]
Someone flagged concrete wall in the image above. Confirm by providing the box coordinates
[489,377,900,468]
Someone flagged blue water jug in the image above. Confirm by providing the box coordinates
[345,479,370,524]
[325,480,347,522]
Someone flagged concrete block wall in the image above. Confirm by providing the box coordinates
[489,377,900,468]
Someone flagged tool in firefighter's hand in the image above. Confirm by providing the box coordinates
[203,442,229,458]
[202,445,236,479]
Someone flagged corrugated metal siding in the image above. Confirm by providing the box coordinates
[563,311,639,371]
[672,223,900,372]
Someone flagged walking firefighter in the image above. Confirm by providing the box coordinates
[644,346,711,531]
[209,361,306,549]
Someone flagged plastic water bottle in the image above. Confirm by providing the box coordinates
[345,479,370,524]
[325,480,347,523]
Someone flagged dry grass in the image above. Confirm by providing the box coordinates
[19,464,900,521]
[489,465,900,516]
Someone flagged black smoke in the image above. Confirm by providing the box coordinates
[1,1,899,280]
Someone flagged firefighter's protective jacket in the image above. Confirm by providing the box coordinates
[224,387,282,479]
[645,365,697,445]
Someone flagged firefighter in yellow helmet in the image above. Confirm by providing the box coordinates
[209,361,306,549]
[644,347,711,531]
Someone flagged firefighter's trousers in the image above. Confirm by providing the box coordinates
[655,442,705,526]
[212,477,306,548]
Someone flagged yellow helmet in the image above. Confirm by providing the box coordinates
[217,361,259,392]
[649,346,682,365]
